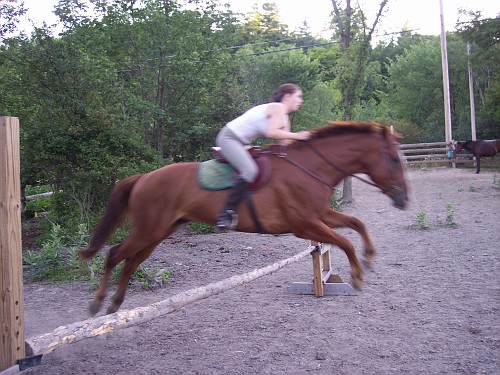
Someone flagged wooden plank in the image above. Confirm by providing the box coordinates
[402,148,447,154]
[23,192,54,201]
[311,250,324,297]
[0,117,26,371]
[406,159,454,164]
[400,142,447,148]
[322,247,331,272]
[288,281,355,296]
[322,269,332,283]
[404,154,448,160]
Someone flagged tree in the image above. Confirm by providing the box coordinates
[330,0,388,121]
[328,0,388,201]
[0,28,164,229]
[0,0,27,40]
[238,2,291,44]
[384,35,473,142]
[457,13,500,138]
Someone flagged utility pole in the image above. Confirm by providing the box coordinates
[467,42,477,141]
[439,0,453,150]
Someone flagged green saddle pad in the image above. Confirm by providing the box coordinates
[198,159,234,191]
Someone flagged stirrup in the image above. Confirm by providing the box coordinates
[216,209,238,230]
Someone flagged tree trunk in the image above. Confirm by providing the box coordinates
[330,0,388,202]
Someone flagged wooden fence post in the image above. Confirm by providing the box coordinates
[0,116,26,371]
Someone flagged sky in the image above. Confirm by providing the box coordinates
[20,0,499,39]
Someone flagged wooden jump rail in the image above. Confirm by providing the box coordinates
[288,241,356,297]
[24,247,312,357]
[23,239,356,360]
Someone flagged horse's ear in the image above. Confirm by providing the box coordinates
[392,132,404,143]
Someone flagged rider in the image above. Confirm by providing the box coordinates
[215,83,311,230]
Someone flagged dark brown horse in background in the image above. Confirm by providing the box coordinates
[79,122,409,316]
[454,139,500,173]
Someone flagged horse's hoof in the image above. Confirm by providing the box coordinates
[362,258,373,271]
[351,275,363,291]
[106,303,120,315]
[89,301,102,316]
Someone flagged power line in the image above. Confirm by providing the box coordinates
[119,18,496,71]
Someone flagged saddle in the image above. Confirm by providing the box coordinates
[198,146,272,191]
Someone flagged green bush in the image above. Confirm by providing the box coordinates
[188,221,215,234]
[23,223,171,289]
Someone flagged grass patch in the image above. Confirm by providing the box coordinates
[23,223,171,290]
[188,221,216,234]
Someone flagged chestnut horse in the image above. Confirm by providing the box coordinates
[454,139,500,173]
[80,121,409,316]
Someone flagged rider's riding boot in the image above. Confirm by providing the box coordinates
[216,177,250,230]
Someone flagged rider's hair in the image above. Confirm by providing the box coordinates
[270,83,301,102]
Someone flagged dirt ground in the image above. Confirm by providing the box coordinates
[21,166,500,375]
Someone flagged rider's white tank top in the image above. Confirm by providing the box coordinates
[226,103,273,144]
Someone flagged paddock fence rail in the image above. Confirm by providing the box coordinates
[399,141,475,166]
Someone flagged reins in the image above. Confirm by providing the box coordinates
[304,141,380,189]
[270,141,379,191]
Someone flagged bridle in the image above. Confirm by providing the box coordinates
[270,134,404,199]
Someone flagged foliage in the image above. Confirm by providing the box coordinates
[23,224,84,282]
[329,0,388,121]
[330,188,344,212]
[23,222,170,288]
[0,0,497,245]
[415,211,429,230]
[445,203,458,228]
[0,0,27,38]
[383,35,473,142]
[236,44,320,106]
[188,221,215,234]
[456,13,500,139]
[23,185,53,217]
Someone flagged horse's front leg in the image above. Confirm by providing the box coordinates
[295,221,363,290]
[475,155,481,173]
[321,209,377,269]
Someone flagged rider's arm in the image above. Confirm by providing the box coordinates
[264,103,309,141]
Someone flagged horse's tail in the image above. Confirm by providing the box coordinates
[79,174,143,261]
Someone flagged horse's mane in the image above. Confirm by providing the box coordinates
[264,121,392,152]
[310,121,387,140]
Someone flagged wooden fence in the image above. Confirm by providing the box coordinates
[400,141,474,166]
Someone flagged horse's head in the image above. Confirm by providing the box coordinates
[454,141,465,153]
[369,126,409,209]
[312,122,409,209]
[455,140,475,154]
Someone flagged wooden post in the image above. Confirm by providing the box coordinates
[0,117,26,371]
[288,241,356,297]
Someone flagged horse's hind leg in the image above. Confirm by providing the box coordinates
[321,209,377,269]
[89,243,123,316]
[476,156,481,173]
[106,242,159,315]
